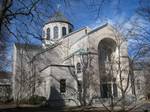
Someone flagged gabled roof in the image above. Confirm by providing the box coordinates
[46,11,73,26]
[88,23,108,35]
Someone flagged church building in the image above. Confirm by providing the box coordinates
[12,12,145,106]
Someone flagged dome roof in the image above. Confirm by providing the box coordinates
[46,12,72,26]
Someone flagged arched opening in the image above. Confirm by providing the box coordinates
[53,26,58,39]
[47,28,50,40]
[98,38,118,98]
[62,27,67,36]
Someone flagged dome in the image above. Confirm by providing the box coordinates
[42,11,74,46]
[46,12,73,26]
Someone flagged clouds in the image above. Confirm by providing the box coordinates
[88,11,128,29]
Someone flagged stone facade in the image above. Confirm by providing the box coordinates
[0,71,12,102]
[12,12,145,106]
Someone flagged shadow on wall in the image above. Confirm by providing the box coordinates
[48,86,65,107]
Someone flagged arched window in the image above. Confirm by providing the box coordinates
[98,38,117,98]
[62,27,66,36]
[77,63,81,73]
[53,26,58,39]
[47,28,50,40]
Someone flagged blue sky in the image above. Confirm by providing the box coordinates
[50,0,140,29]
[10,0,140,45]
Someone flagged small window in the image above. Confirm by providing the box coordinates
[60,79,66,93]
[78,80,82,92]
[54,26,58,39]
[47,28,50,40]
[77,63,81,73]
[62,27,67,36]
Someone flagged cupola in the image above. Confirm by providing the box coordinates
[42,12,73,46]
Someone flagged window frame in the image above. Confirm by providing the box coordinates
[47,28,50,40]
[101,82,118,98]
[62,27,67,36]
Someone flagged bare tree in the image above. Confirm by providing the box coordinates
[13,44,44,104]
[129,0,150,101]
